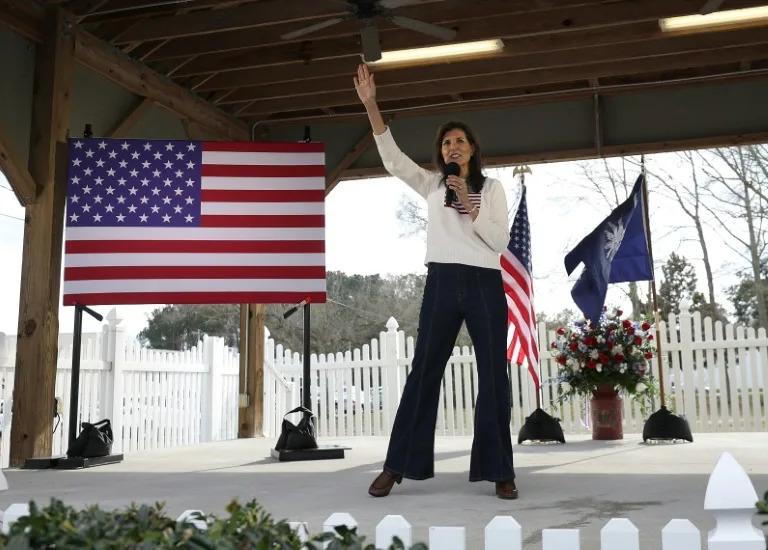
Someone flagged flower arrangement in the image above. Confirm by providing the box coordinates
[550,307,658,412]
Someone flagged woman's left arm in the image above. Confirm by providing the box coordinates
[472,179,514,254]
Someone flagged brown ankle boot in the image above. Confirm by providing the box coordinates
[495,480,519,500]
[368,469,403,497]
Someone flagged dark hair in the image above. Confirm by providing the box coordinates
[433,120,486,193]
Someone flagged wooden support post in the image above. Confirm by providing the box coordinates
[10,7,75,467]
[239,303,264,437]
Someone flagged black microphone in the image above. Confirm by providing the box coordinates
[444,162,460,206]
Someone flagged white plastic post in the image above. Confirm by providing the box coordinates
[376,515,412,549]
[661,519,701,550]
[429,526,466,550]
[600,518,639,550]
[383,317,401,433]
[704,452,764,549]
[0,469,7,491]
[2,503,30,534]
[324,512,357,549]
[289,521,310,542]
[177,509,207,530]
[485,516,522,550]
[542,529,580,550]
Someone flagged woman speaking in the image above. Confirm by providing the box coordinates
[354,64,520,500]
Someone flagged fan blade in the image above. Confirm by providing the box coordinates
[389,16,456,41]
[280,17,346,40]
[700,0,725,14]
[361,21,382,62]
[379,0,423,9]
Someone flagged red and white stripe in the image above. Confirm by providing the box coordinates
[62,141,326,306]
[501,249,540,390]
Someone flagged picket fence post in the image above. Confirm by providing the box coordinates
[202,336,224,442]
[106,308,126,454]
[376,515,412,549]
[704,452,764,549]
[382,317,401,433]
[661,519,701,550]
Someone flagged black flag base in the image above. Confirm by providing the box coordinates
[518,408,566,444]
[642,406,693,443]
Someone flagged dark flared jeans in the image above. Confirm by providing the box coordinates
[383,262,515,482]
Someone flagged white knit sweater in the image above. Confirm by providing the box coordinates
[374,126,520,270]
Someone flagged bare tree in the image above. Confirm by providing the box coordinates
[646,151,719,316]
[697,145,768,329]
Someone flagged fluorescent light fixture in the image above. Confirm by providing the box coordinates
[660,5,768,32]
[365,39,505,68]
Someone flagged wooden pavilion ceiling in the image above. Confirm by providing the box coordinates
[9,0,768,131]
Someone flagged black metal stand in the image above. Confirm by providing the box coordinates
[24,303,124,469]
[271,299,346,462]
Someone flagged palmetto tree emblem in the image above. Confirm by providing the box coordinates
[604,219,626,261]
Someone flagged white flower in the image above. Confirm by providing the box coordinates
[589,349,599,359]
[561,382,572,392]
[566,358,576,367]
[611,346,624,356]
[596,365,603,372]
[620,363,627,373]
[636,382,647,393]
[597,335,605,344]
[573,363,581,372]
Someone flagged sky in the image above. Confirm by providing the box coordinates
[0,151,747,341]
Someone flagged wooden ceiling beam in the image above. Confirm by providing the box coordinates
[166,0,765,77]
[218,26,768,104]
[0,4,249,140]
[338,130,768,181]
[144,0,597,61]
[0,122,37,205]
[239,43,768,116]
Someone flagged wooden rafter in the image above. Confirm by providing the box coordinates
[216,27,768,105]
[238,42,768,116]
[0,123,37,205]
[325,129,375,195]
[162,0,766,77]
[107,96,154,137]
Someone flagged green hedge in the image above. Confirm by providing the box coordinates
[0,499,427,550]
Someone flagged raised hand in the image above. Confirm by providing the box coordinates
[354,63,376,105]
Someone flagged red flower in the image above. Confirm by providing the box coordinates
[616,309,623,316]
[648,335,654,341]
[569,341,579,351]
[587,359,598,369]
[557,327,565,335]
[599,353,610,364]
[642,322,651,331]
[634,336,643,345]
[557,355,567,365]
[622,319,632,329]
[613,354,625,363]
[627,327,635,336]
[644,352,653,359]
[606,341,614,350]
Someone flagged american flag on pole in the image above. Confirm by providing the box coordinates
[62,138,326,306]
[501,186,540,389]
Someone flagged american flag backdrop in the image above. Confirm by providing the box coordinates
[62,138,327,306]
[501,186,540,389]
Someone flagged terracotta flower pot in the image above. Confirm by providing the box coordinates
[590,384,623,440]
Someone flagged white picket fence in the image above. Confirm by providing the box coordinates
[268,301,768,438]
[1,301,766,462]
[1,452,764,548]
[0,309,240,467]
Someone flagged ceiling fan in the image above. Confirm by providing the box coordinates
[279,0,457,62]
